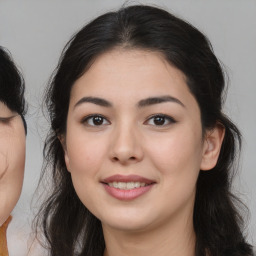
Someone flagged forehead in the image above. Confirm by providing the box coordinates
[70,49,196,108]
[0,101,14,116]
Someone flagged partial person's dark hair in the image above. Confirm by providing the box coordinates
[35,5,253,256]
[0,47,27,132]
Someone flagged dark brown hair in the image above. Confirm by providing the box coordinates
[35,5,253,256]
[0,47,27,132]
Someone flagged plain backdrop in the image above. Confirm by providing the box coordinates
[0,0,255,255]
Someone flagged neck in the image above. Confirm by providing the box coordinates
[103,210,196,256]
[0,216,12,256]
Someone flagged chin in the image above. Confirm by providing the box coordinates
[0,204,12,227]
[103,219,152,233]
[0,189,22,225]
[98,208,158,233]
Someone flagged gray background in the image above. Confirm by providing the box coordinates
[0,0,255,255]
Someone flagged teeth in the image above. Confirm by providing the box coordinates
[108,181,147,190]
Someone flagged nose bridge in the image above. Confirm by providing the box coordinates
[110,119,143,163]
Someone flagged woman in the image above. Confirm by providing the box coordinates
[0,47,26,255]
[35,5,253,256]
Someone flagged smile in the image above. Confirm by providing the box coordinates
[102,175,155,200]
[107,181,147,190]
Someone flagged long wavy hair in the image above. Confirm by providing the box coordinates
[35,5,253,256]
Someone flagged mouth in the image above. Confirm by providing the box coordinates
[107,181,148,190]
[101,175,156,200]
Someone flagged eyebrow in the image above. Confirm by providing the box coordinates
[74,97,112,109]
[137,95,185,108]
[74,95,185,109]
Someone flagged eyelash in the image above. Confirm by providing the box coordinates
[81,114,110,126]
[144,114,176,126]
[0,117,13,124]
[81,114,176,127]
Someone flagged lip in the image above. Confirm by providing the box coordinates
[101,174,156,201]
[102,174,155,184]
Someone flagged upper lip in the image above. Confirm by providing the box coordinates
[101,174,155,184]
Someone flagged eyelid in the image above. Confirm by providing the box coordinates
[80,113,176,127]
[0,116,15,123]
[81,114,111,126]
[144,114,177,126]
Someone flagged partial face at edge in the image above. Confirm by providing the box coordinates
[62,49,224,233]
[0,102,26,226]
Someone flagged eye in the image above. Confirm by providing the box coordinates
[0,116,13,124]
[145,114,176,126]
[82,114,110,126]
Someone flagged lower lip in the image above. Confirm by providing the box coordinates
[102,183,154,200]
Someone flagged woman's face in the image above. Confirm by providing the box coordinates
[63,49,222,233]
[0,102,26,226]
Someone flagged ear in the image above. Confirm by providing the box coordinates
[58,134,71,172]
[200,124,225,171]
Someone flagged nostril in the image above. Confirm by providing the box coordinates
[113,157,119,162]
[111,156,137,162]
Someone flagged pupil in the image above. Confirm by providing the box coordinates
[93,116,103,125]
[154,116,165,125]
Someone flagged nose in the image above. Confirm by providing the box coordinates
[109,124,143,165]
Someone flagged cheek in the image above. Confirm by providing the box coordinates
[142,130,203,218]
[65,131,109,211]
[65,127,109,192]
[146,127,203,189]
[0,118,26,175]
[0,132,25,225]
[0,150,8,178]
[0,131,25,178]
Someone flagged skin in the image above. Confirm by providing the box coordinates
[0,102,26,226]
[63,49,224,256]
